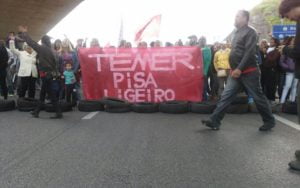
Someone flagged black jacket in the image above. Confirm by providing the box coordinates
[229,25,259,71]
[262,48,281,70]
[19,33,59,75]
[0,46,8,69]
[290,21,300,78]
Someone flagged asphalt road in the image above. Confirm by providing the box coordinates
[0,109,299,188]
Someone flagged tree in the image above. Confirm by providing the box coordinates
[250,0,295,40]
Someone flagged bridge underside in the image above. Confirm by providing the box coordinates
[0,0,83,41]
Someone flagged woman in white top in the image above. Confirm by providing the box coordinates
[9,40,38,98]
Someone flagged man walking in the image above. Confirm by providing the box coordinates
[202,10,275,131]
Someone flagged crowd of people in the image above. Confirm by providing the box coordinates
[0,29,83,118]
[0,28,298,114]
[122,34,299,108]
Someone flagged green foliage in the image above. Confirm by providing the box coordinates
[252,0,295,25]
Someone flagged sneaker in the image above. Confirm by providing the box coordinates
[201,120,220,131]
[289,160,300,171]
[259,124,275,131]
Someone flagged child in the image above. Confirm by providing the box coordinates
[62,62,76,104]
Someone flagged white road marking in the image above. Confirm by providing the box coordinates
[82,112,99,120]
[274,115,300,131]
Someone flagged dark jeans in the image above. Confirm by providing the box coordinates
[61,81,80,105]
[207,67,219,99]
[40,77,47,102]
[218,76,228,97]
[19,76,36,98]
[209,70,275,127]
[0,69,8,99]
[261,69,277,101]
[65,83,77,104]
[34,77,62,116]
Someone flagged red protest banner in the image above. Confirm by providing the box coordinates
[78,47,203,103]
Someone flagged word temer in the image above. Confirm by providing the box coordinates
[88,52,195,72]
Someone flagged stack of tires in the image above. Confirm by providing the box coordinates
[132,102,159,113]
[190,95,249,114]
[102,98,131,113]
[17,98,74,113]
[282,102,297,115]
[44,101,73,113]
[190,101,216,114]
[17,98,38,112]
[76,95,252,114]
[249,101,281,113]
[78,100,105,112]
[226,95,249,114]
[159,101,189,114]
[0,100,15,112]
[77,98,131,113]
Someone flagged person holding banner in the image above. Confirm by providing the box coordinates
[279,0,300,172]
[202,10,275,131]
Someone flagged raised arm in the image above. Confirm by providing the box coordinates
[9,40,20,56]
[18,26,43,54]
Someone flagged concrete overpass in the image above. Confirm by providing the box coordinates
[0,0,83,41]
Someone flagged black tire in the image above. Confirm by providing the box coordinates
[226,104,249,114]
[131,103,159,113]
[159,101,189,114]
[18,107,36,112]
[17,98,38,111]
[101,97,131,108]
[282,102,297,114]
[105,106,131,113]
[0,100,16,112]
[45,102,73,113]
[249,103,280,114]
[78,100,105,112]
[231,95,248,105]
[190,101,217,114]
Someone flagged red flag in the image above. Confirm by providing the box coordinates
[135,15,162,42]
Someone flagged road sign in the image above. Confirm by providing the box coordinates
[272,25,296,39]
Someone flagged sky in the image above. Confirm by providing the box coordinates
[47,0,263,46]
